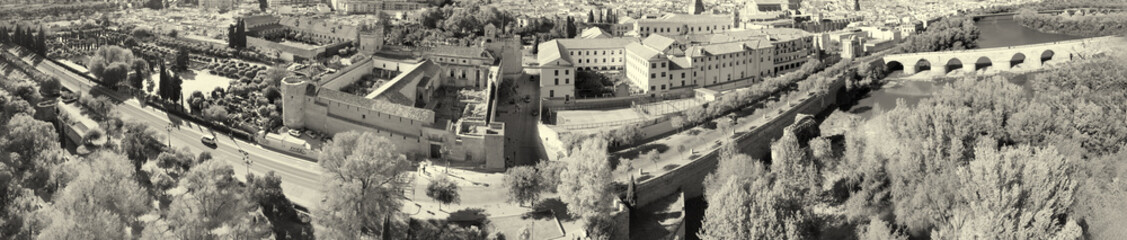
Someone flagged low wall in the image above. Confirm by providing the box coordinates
[543,87,695,111]
[256,133,321,160]
[536,123,566,161]
[633,76,845,207]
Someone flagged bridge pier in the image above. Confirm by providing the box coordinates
[963,63,976,72]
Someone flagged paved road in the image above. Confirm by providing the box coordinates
[494,74,542,166]
[611,88,814,182]
[13,50,325,208]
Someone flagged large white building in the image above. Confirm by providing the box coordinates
[630,14,738,38]
[536,42,576,101]
[624,34,774,95]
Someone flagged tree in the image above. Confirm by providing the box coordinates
[158,62,169,100]
[39,151,150,239]
[503,166,542,206]
[169,73,183,104]
[558,138,614,218]
[120,121,164,168]
[188,91,206,113]
[87,46,136,89]
[175,48,190,72]
[587,10,595,23]
[857,218,908,240]
[203,105,228,122]
[531,36,540,54]
[583,213,615,240]
[931,144,1077,239]
[228,20,247,49]
[536,160,564,193]
[103,62,130,89]
[315,131,408,239]
[246,171,297,237]
[426,175,461,211]
[4,114,60,167]
[130,59,149,90]
[162,160,272,239]
[258,0,268,11]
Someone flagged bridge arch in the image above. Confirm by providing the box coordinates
[1010,53,1026,68]
[915,59,931,73]
[975,56,992,71]
[886,60,904,73]
[1041,49,1055,64]
[946,58,963,73]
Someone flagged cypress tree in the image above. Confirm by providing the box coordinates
[159,62,169,100]
[236,19,247,49]
[0,26,8,44]
[228,24,237,48]
[37,26,47,56]
[588,10,595,23]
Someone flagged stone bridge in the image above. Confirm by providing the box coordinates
[882,36,1123,75]
[1059,8,1127,16]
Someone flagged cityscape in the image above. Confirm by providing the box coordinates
[0,0,1125,239]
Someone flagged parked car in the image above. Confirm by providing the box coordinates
[288,129,302,137]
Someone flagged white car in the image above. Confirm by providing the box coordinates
[201,135,217,146]
[288,129,302,137]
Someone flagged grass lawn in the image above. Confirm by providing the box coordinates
[489,213,563,240]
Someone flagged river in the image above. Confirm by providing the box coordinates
[975,15,1084,48]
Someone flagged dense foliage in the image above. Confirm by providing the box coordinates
[1015,9,1127,37]
[1028,0,1127,10]
[0,70,281,239]
[0,25,48,56]
[699,49,1127,239]
[315,131,409,239]
[897,16,980,53]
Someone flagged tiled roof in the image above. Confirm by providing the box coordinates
[733,28,812,42]
[369,61,440,104]
[642,34,676,52]
[317,89,434,123]
[318,57,372,86]
[669,57,691,70]
[555,38,637,49]
[625,42,662,60]
[579,27,610,39]
[638,14,731,24]
[537,40,570,66]
[428,45,493,60]
[701,42,747,55]
[279,17,358,40]
[243,15,279,27]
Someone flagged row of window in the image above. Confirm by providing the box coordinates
[570,50,623,56]
[574,58,623,64]
[639,25,731,34]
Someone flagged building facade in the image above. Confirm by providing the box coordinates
[624,33,774,94]
[631,14,737,37]
[536,41,576,100]
[336,0,430,14]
